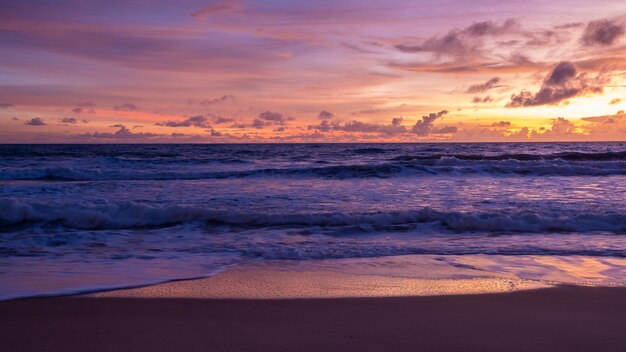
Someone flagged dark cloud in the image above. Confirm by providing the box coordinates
[545,62,577,85]
[113,103,138,111]
[412,110,456,135]
[307,112,456,136]
[507,62,605,107]
[60,117,77,124]
[466,77,501,93]
[198,95,234,106]
[465,20,519,36]
[308,118,407,136]
[318,110,334,120]
[491,121,511,127]
[395,19,518,60]
[156,115,211,128]
[308,120,333,132]
[251,119,267,129]
[72,101,95,114]
[339,120,393,134]
[25,117,46,126]
[209,129,223,137]
[472,96,494,103]
[258,111,287,123]
[86,125,158,139]
[0,103,14,109]
[344,120,407,135]
[66,118,84,124]
[211,115,235,124]
[581,19,625,46]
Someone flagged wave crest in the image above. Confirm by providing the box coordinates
[1,198,624,233]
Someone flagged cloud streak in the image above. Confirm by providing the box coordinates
[114,103,138,111]
[156,116,212,128]
[466,77,501,93]
[395,19,519,61]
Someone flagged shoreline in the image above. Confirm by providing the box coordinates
[3,258,626,351]
[86,254,625,299]
[3,253,625,301]
[87,265,549,299]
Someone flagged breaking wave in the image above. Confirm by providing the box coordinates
[2,198,625,233]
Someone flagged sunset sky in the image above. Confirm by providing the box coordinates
[1,0,625,142]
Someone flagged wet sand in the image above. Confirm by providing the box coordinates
[2,285,626,352]
[88,266,548,299]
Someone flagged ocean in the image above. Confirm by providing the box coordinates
[1,142,625,299]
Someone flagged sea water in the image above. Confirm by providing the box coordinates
[1,143,625,299]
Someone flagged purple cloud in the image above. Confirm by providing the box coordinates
[114,103,138,111]
[466,77,501,93]
[396,19,519,60]
[199,95,234,106]
[60,117,77,124]
[412,110,456,135]
[318,110,334,120]
[156,115,211,128]
[258,111,286,123]
[25,117,46,126]
[581,19,625,46]
[507,62,605,107]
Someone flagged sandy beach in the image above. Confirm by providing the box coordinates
[2,287,625,352]
[2,264,625,352]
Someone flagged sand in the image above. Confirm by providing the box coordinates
[1,286,625,352]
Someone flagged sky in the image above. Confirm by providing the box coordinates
[1,0,625,143]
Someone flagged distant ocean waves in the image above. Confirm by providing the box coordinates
[1,151,626,181]
[2,198,625,234]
